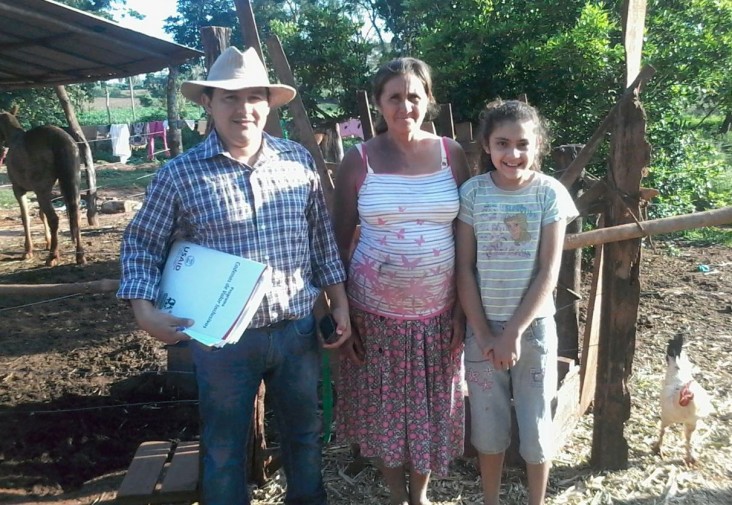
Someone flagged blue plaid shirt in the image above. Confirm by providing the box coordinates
[117,130,346,328]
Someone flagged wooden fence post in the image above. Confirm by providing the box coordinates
[553,145,584,364]
[592,68,651,473]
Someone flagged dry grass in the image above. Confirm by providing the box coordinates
[250,244,732,505]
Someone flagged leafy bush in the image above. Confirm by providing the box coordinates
[646,116,732,218]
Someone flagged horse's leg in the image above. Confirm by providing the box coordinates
[69,207,86,265]
[39,210,52,250]
[36,193,60,266]
[12,186,34,260]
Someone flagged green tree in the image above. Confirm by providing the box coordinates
[641,0,732,216]
[166,0,375,121]
[405,1,622,140]
[393,0,732,215]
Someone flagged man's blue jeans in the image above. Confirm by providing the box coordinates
[190,314,326,505]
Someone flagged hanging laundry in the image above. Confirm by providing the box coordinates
[196,119,208,135]
[184,119,195,131]
[337,118,364,139]
[130,123,148,148]
[110,123,131,163]
[147,120,170,161]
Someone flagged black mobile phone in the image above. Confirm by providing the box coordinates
[319,314,339,344]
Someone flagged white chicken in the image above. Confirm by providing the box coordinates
[652,334,714,465]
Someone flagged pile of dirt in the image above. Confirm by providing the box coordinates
[0,192,729,504]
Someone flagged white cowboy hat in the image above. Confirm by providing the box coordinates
[181,46,296,108]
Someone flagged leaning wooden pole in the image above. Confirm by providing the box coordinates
[265,35,335,204]
[558,65,655,189]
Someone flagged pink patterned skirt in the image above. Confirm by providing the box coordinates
[336,307,464,476]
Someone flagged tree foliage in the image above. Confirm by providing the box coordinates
[401,0,624,144]
[166,0,374,122]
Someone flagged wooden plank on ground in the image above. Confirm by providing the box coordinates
[158,441,199,502]
[553,361,582,452]
[116,441,171,503]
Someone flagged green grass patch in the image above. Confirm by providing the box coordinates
[92,167,157,192]
[0,171,13,208]
[657,226,732,247]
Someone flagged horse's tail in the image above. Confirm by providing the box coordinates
[53,132,83,246]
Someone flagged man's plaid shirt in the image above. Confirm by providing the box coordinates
[117,130,346,328]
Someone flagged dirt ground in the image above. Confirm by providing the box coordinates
[0,170,730,504]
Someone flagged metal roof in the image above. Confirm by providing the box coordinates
[0,0,203,90]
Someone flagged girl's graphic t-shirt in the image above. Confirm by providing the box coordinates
[458,172,578,320]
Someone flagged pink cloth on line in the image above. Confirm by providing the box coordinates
[147,121,169,160]
[338,118,363,139]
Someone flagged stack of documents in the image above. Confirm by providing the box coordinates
[156,240,270,347]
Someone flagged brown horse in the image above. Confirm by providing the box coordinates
[0,109,86,266]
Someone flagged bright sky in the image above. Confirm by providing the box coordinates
[113,0,178,42]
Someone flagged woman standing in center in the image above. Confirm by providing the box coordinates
[333,58,469,505]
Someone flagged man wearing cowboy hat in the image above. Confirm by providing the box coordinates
[118,46,351,505]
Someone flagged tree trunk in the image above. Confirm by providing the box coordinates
[54,85,98,226]
[166,66,182,157]
[200,26,232,135]
[720,111,732,134]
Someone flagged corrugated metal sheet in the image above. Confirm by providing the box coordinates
[0,0,202,90]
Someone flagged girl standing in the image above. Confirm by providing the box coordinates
[455,99,578,505]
